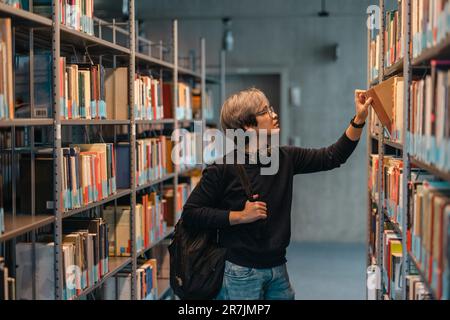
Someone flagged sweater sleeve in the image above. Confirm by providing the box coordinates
[287,132,359,175]
[181,164,231,229]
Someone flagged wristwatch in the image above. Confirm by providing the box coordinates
[350,116,366,129]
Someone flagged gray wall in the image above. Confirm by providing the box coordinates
[141,0,372,243]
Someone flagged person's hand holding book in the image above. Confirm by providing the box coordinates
[354,90,373,125]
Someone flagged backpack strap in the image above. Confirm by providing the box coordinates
[234,164,255,202]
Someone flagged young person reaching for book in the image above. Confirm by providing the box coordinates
[181,88,373,300]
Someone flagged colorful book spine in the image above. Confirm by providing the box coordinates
[408,60,450,172]
[61,144,116,211]
[408,178,450,300]
[61,63,107,120]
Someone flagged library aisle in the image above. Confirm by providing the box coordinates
[1,0,450,306]
[287,243,366,300]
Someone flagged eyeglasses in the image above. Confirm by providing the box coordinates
[256,105,277,119]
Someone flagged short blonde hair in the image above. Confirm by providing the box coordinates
[220,88,269,131]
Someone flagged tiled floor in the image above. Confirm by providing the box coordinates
[286,242,366,300]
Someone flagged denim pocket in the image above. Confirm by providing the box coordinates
[224,261,254,278]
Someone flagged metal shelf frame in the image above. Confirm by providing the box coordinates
[0,0,208,301]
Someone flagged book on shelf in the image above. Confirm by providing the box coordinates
[162,83,173,119]
[60,60,107,120]
[0,256,16,300]
[33,0,94,36]
[412,0,450,58]
[103,258,158,300]
[178,82,193,121]
[134,75,163,121]
[136,258,158,300]
[105,67,129,120]
[369,155,404,226]
[406,275,433,300]
[383,0,406,69]
[63,143,116,210]
[192,87,214,120]
[383,156,404,226]
[408,177,450,300]
[115,136,173,189]
[0,18,13,120]
[16,217,108,300]
[175,182,191,217]
[162,186,175,226]
[382,229,402,299]
[409,60,450,171]
[163,82,193,121]
[103,189,171,256]
[19,144,117,213]
[61,217,109,299]
[366,76,404,139]
[15,53,53,118]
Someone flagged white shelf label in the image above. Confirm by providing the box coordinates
[56,124,61,140]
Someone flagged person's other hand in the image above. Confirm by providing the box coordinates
[229,195,267,225]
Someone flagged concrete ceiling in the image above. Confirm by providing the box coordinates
[94,0,369,21]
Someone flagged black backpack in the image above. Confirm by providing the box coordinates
[168,164,254,300]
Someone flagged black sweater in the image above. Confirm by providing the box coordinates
[182,132,359,268]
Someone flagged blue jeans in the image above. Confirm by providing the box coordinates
[215,261,296,300]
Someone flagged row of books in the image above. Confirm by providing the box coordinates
[33,0,94,35]
[409,60,450,171]
[0,257,15,300]
[61,217,109,300]
[382,227,403,300]
[15,217,109,300]
[103,189,172,256]
[408,174,450,300]
[0,19,13,120]
[382,156,404,227]
[406,274,433,300]
[59,59,107,120]
[134,75,164,121]
[384,1,406,69]
[369,154,404,224]
[61,144,117,211]
[412,0,450,58]
[115,136,173,189]
[103,259,158,300]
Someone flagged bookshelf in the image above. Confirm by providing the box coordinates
[0,0,209,300]
[367,0,450,300]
